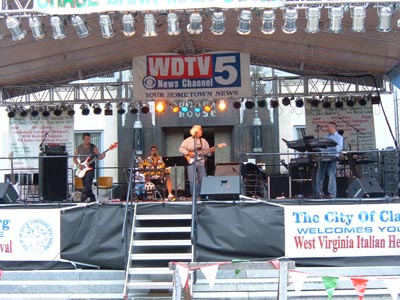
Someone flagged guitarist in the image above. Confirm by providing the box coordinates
[179,125,214,198]
[73,133,105,202]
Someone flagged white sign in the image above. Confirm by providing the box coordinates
[285,204,400,258]
[0,209,61,261]
[133,52,251,101]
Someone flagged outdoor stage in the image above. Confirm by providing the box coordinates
[1,197,400,271]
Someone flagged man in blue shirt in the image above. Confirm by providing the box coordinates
[315,122,344,198]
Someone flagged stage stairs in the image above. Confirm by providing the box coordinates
[123,202,194,299]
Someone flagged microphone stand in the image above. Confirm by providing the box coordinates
[39,132,49,152]
[190,135,198,262]
[337,116,364,151]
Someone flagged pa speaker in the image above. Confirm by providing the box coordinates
[268,176,291,199]
[0,183,19,204]
[200,176,241,200]
[346,178,384,198]
[215,163,241,176]
[39,152,68,201]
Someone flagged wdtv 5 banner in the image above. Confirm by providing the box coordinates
[133,52,251,101]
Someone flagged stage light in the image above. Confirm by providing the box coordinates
[155,101,165,113]
[282,7,297,34]
[282,96,291,106]
[306,6,320,33]
[237,10,252,35]
[180,101,189,113]
[335,97,344,108]
[257,99,267,108]
[18,106,28,117]
[203,101,213,112]
[245,99,255,109]
[193,102,202,113]
[6,16,26,41]
[66,105,75,116]
[211,11,225,35]
[170,101,180,113]
[322,98,331,109]
[116,102,125,114]
[71,15,90,38]
[295,97,304,108]
[30,105,39,117]
[187,12,203,34]
[329,5,344,33]
[218,100,227,111]
[167,12,180,35]
[42,105,50,117]
[29,16,45,40]
[53,105,62,116]
[260,10,275,34]
[80,104,90,115]
[51,16,66,39]
[310,97,320,107]
[270,98,279,108]
[141,103,150,114]
[143,13,157,37]
[359,95,368,106]
[6,106,16,118]
[122,13,136,37]
[233,100,241,109]
[347,96,356,107]
[351,5,366,32]
[92,103,102,115]
[129,102,139,114]
[377,5,393,32]
[99,14,115,39]
[104,102,113,115]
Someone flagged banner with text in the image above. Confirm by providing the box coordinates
[0,209,61,261]
[285,204,400,258]
[33,0,284,15]
[133,52,251,101]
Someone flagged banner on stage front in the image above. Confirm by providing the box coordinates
[285,204,400,258]
[0,209,61,261]
[133,52,251,101]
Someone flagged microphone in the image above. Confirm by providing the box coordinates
[280,159,289,170]
[39,132,49,151]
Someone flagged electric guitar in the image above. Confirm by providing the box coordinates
[185,143,227,165]
[75,142,118,178]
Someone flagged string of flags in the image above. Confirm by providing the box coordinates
[171,259,400,300]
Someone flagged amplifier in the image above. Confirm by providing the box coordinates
[45,143,66,153]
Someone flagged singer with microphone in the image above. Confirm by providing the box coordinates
[179,125,214,198]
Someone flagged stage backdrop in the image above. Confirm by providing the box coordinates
[133,52,251,102]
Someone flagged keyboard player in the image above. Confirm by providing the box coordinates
[315,122,344,198]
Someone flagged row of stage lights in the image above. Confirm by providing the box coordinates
[4,94,377,117]
[1,4,399,41]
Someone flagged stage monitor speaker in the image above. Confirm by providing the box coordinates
[215,163,241,176]
[39,152,68,201]
[200,176,241,200]
[346,178,384,198]
[268,175,291,199]
[0,183,19,204]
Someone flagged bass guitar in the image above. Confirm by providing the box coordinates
[185,143,227,165]
[75,142,118,178]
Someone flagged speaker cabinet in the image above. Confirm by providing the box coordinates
[214,163,241,176]
[346,178,384,198]
[291,179,313,198]
[0,183,19,204]
[268,176,291,199]
[39,152,68,201]
[200,176,241,200]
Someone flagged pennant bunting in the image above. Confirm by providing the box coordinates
[350,277,369,300]
[290,270,309,296]
[235,269,241,277]
[176,264,189,289]
[383,278,400,300]
[200,264,219,289]
[0,270,2,280]
[269,260,280,269]
[322,276,339,300]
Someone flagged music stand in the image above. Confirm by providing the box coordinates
[163,156,188,198]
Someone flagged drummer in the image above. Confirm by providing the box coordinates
[139,145,175,201]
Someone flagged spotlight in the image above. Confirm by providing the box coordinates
[53,105,62,116]
[282,96,291,106]
[71,15,90,38]
[193,102,201,113]
[306,6,320,33]
[187,12,203,34]
[51,16,66,39]
[6,16,26,41]
[99,14,115,39]
[129,102,139,114]
[170,101,180,113]
[237,10,252,35]
[310,97,320,107]
[29,16,45,40]
[155,101,165,113]
[167,12,180,35]
[335,97,344,108]
[211,11,225,35]
[104,102,113,115]
[93,103,102,115]
[6,106,16,118]
[257,99,267,108]
[270,98,279,108]
[18,106,28,117]
[329,5,344,33]
[122,13,136,37]
[117,102,126,114]
[282,7,297,34]
[141,103,150,114]
[245,99,255,109]
[66,105,75,116]
[261,10,275,34]
[233,100,241,109]
[218,100,227,111]
[358,95,368,106]
[203,101,213,112]
[42,105,50,117]
[347,96,356,107]
[322,98,331,109]
[30,105,39,117]
[295,97,304,108]
[80,104,90,115]
[180,101,189,113]
[143,13,157,37]
[351,5,366,32]
[377,5,393,32]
